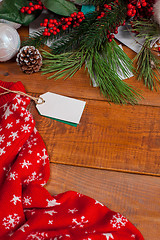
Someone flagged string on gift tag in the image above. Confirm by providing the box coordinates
[0,86,45,104]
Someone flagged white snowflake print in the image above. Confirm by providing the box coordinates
[46,199,61,207]
[9,131,19,141]
[131,234,136,238]
[6,142,11,147]
[33,127,38,134]
[6,122,13,129]
[45,210,57,215]
[10,195,21,205]
[110,213,128,229]
[16,119,20,124]
[24,115,30,122]
[12,103,18,111]
[21,124,31,133]
[95,200,104,206]
[24,172,43,184]
[102,233,114,240]
[19,223,30,232]
[7,171,18,181]
[68,208,78,214]
[37,148,48,166]
[23,196,32,206]
[2,103,8,111]
[3,213,21,229]
[0,134,5,144]
[20,160,32,169]
[2,106,13,120]
[0,147,5,156]
[71,216,89,229]
[48,220,53,225]
[0,126,2,131]
[54,234,71,240]
[28,150,32,154]
[26,232,48,240]
[14,95,21,104]
[77,193,83,197]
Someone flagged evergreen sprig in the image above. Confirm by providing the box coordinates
[41,39,141,104]
[133,19,160,90]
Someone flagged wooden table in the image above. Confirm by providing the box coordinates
[0,27,160,240]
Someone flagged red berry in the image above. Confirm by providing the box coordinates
[127,3,133,9]
[44,19,48,23]
[20,8,25,13]
[108,38,112,42]
[57,29,60,33]
[53,31,57,35]
[27,10,32,14]
[29,2,33,6]
[62,25,66,30]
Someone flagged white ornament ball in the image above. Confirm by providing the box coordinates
[0,19,21,29]
[0,23,21,62]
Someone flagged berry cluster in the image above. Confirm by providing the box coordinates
[20,0,46,14]
[97,1,125,42]
[40,12,85,36]
[127,0,154,18]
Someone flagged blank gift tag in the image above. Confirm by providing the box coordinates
[36,92,86,126]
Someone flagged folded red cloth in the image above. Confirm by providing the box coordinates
[0,80,144,240]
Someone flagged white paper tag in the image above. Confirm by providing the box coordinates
[115,23,145,53]
[36,92,86,125]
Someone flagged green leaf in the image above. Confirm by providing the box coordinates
[0,0,42,26]
[41,0,78,16]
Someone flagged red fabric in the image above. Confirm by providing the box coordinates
[0,80,144,240]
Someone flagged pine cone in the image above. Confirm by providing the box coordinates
[16,46,42,74]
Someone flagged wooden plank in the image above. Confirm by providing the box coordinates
[1,64,160,107]
[45,163,160,240]
[0,24,160,106]
[28,99,160,175]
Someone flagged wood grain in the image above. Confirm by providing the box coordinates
[46,163,160,240]
[0,24,160,106]
[28,99,160,175]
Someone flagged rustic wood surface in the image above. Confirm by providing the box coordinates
[0,26,160,240]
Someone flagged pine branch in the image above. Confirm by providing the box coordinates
[41,39,142,104]
[22,29,48,48]
[50,0,127,54]
[133,19,160,90]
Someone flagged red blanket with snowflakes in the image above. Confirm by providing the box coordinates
[0,80,144,240]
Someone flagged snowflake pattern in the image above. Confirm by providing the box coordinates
[46,199,61,207]
[68,208,78,214]
[0,147,6,156]
[7,171,18,181]
[19,223,30,232]
[24,172,43,184]
[102,233,114,240]
[10,195,21,205]
[12,103,18,111]
[21,124,31,133]
[20,160,32,169]
[48,220,53,225]
[6,122,13,129]
[3,213,21,229]
[110,213,128,229]
[6,142,11,147]
[23,196,32,206]
[71,216,89,229]
[9,131,19,141]
[37,148,48,166]
[2,106,13,120]
[45,210,57,215]
[26,232,48,240]
[0,134,5,144]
